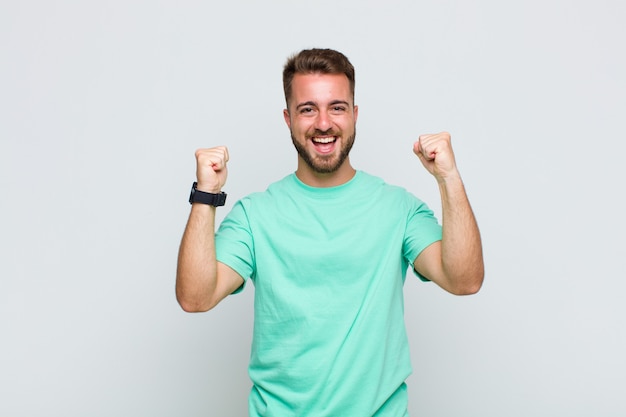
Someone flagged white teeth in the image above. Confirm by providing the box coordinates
[313,137,336,144]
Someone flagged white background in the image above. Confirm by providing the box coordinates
[1,1,625,416]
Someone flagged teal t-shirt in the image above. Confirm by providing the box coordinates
[215,171,442,416]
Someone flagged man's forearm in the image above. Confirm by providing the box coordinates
[439,174,484,294]
[176,204,219,312]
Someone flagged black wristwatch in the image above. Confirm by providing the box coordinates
[189,182,227,206]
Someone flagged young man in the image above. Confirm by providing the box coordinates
[176,48,484,416]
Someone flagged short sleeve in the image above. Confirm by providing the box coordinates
[215,199,255,293]
[402,197,442,282]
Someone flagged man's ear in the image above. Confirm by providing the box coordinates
[353,104,358,122]
[283,108,291,128]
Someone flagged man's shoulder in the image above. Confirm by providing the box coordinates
[357,171,412,196]
[234,174,296,208]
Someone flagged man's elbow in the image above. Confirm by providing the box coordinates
[176,290,216,313]
[178,300,213,313]
[452,282,482,296]
[450,270,484,296]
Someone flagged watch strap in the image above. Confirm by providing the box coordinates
[189,182,227,206]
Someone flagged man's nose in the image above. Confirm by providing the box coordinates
[315,111,332,131]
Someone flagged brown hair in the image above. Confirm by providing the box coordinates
[282,48,355,107]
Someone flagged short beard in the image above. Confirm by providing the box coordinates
[291,129,356,174]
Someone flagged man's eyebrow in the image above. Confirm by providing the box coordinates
[295,100,350,109]
[295,101,317,110]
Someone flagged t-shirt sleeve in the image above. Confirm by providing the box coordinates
[215,199,255,294]
[403,196,443,282]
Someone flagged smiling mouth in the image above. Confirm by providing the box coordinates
[312,136,337,144]
[310,136,338,154]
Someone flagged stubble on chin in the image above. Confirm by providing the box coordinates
[290,130,356,174]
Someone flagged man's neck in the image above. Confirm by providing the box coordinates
[295,160,356,188]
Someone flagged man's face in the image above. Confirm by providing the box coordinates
[283,73,358,175]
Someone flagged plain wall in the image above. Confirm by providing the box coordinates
[1,0,625,415]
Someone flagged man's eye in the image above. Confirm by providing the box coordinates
[331,106,346,113]
[300,107,314,114]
